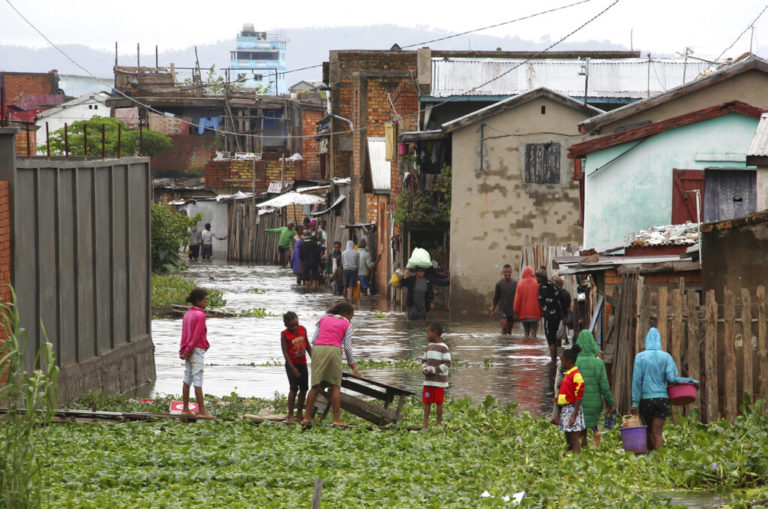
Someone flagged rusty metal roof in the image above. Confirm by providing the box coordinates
[429,58,711,99]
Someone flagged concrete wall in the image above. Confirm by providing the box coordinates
[0,128,154,403]
[449,98,587,315]
[701,212,768,301]
[758,165,768,210]
[595,70,768,134]
[583,113,758,250]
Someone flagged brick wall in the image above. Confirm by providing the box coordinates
[204,157,301,193]
[14,129,36,157]
[301,109,323,179]
[1,72,58,103]
[147,112,193,136]
[329,50,420,226]
[0,180,10,379]
[0,182,10,305]
[150,134,216,174]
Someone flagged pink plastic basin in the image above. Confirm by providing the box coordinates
[668,382,697,405]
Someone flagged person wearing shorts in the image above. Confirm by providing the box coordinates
[281,311,311,424]
[179,288,214,419]
[631,327,698,451]
[421,323,450,428]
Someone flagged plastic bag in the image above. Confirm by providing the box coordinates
[406,247,432,269]
[389,271,402,288]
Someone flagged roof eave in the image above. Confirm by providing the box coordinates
[578,55,768,133]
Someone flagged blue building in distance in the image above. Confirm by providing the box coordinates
[229,24,286,94]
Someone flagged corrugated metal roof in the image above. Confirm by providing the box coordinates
[430,58,711,98]
[747,112,768,158]
[367,137,390,194]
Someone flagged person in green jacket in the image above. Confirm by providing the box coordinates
[266,221,295,267]
[575,329,614,447]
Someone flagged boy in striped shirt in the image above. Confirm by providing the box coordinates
[421,323,451,428]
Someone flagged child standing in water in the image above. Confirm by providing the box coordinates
[280,311,311,424]
[556,344,584,451]
[179,288,214,419]
[420,323,451,428]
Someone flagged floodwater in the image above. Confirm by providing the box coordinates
[151,260,556,416]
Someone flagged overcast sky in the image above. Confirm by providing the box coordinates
[2,0,768,62]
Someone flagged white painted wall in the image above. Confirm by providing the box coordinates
[183,201,229,258]
[36,93,108,154]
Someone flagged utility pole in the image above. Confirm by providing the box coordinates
[682,47,691,83]
[579,58,590,106]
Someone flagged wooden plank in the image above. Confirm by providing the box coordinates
[635,276,647,355]
[311,479,323,509]
[670,289,684,370]
[741,288,754,403]
[723,288,737,422]
[339,392,400,425]
[758,285,768,405]
[704,290,719,423]
[658,286,668,350]
[687,292,700,415]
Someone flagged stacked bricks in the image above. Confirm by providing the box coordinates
[150,135,216,174]
[204,158,300,194]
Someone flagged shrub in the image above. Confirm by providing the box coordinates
[151,204,202,273]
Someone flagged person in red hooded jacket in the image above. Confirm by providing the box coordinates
[513,266,541,339]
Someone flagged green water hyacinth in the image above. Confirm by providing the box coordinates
[34,393,768,507]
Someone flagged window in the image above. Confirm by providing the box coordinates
[524,143,560,184]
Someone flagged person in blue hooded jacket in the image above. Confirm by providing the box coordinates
[631,327,698,451]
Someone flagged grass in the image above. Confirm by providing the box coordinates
[151,273,226,309]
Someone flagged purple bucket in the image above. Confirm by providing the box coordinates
[620,426,647,453]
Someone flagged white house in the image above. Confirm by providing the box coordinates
[35,92,110,154]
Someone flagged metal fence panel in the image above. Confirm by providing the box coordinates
[6,157,151,375]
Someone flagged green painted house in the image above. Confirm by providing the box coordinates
[569,101,764,250]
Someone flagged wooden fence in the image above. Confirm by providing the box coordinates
[611,278,768,423]
[227,201,286,264]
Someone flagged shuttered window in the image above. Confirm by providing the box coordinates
[524,143,560,184]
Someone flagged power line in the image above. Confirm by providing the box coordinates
[5,0,619,141]
[401,0,594,49]
[280,0,596,76]
[715,3,768,63]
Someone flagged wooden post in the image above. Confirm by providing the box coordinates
[704,290,719,423]
[741,288,753,403]
[687,292,700,415]
[635,276,647,354]
[723,288,737,422]
[658,286,668,350]
[670,289,684,370]
[311,478,323,509]
[758,285,768,405]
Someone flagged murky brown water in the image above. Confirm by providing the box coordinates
[151,261,556,417]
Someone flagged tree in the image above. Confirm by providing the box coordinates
[40,116,171,157]
[151,204,202,273]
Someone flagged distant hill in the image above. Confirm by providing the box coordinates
[0,24,632,86]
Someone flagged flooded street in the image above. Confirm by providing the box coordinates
[152,261,555,417]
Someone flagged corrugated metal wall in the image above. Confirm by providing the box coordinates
[3,154,151,377]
